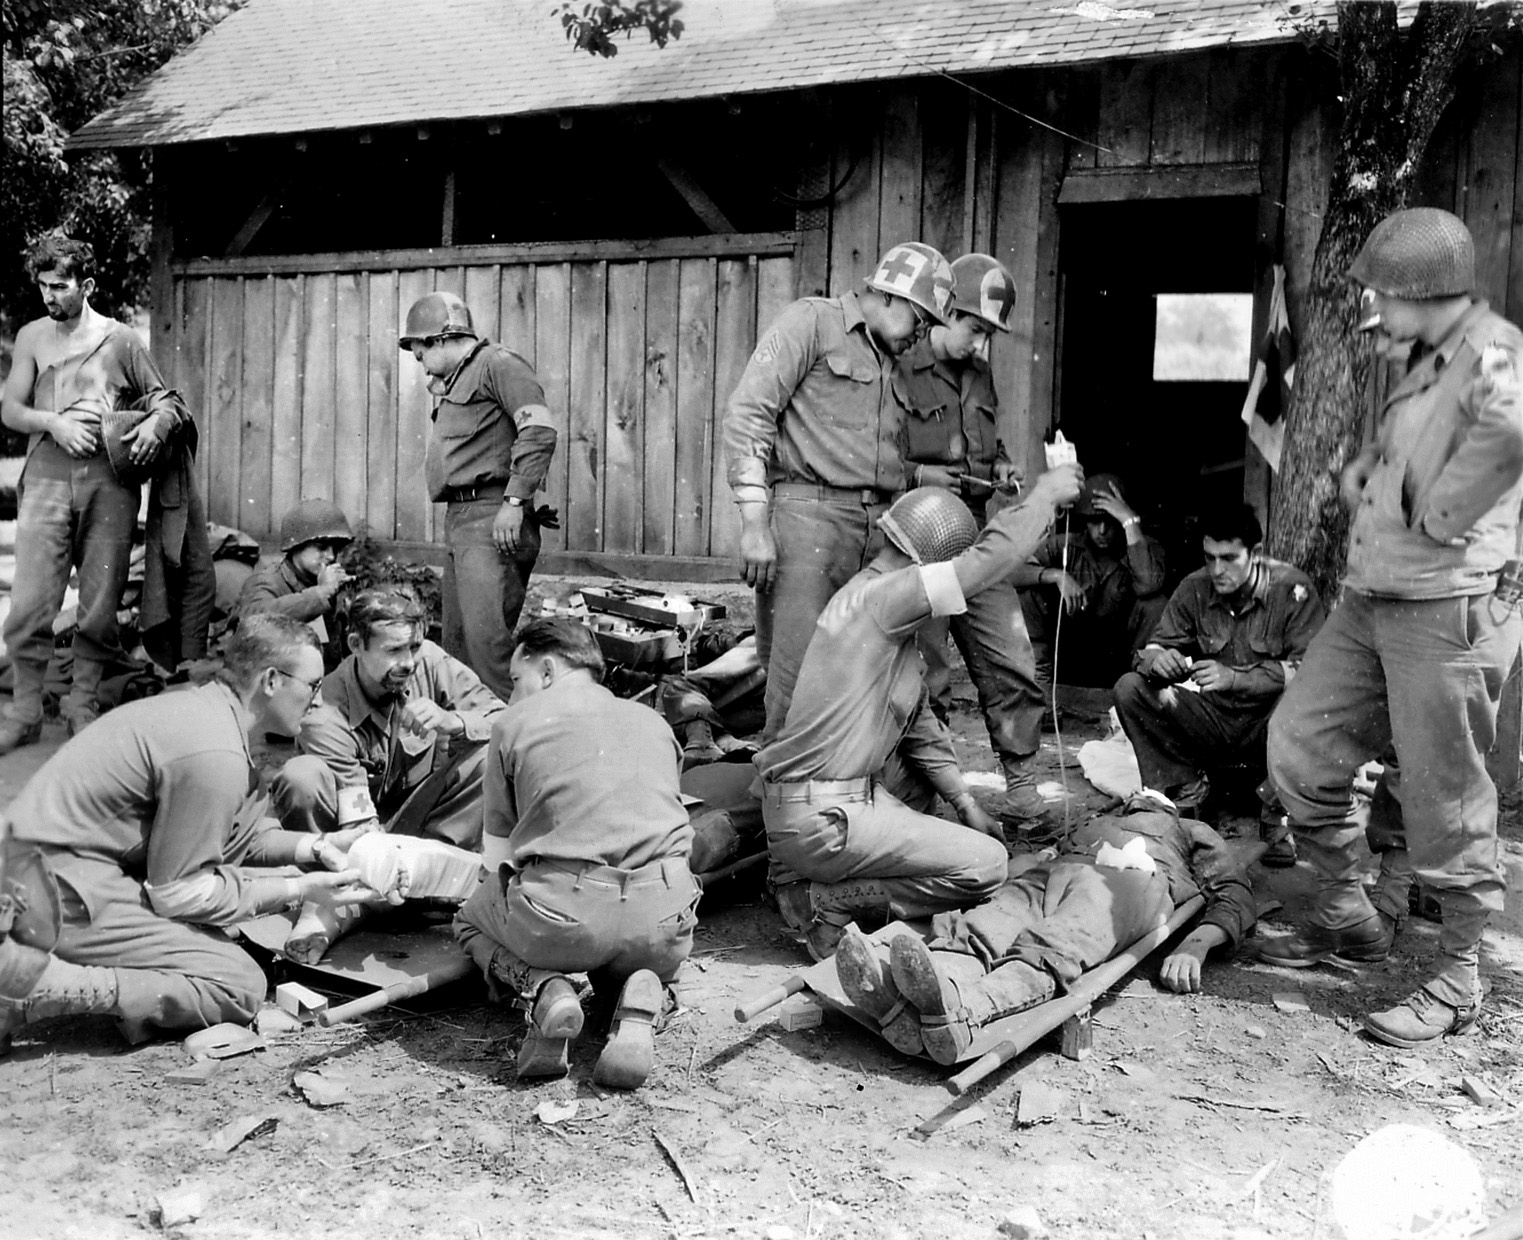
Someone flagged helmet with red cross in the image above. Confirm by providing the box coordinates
[948,254,1016,333]
[865,242,954,326]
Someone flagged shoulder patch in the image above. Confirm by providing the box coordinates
[752,331,781,367]
[1481,342,1518,390]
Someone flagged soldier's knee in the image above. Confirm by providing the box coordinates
[202,947,268,1024]
[960,837,1010,895]
[271,755,336,818]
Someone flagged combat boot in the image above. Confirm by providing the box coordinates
[1000,758,1049,821]
[0,955,120,1053]
[833,925,922,1055]
[517,974,584,1080]
[593,970,664,1090]
[1364,988,1480,1049]
[681,721,725,771]
[890,933,1054,1065]
[0,717,43,757]
[1258,913,1392,967]
[1258,808,1296,869]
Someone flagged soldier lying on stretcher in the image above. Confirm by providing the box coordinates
[832,791,1258,1064]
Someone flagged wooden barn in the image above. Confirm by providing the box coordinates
[69,0,1523,582]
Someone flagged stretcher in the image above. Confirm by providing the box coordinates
[734,894,1206,1092]
[238,910,474,1026]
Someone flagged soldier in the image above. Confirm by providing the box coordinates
[759,466,1083,961]
[0,236,204,749]
[1113,503,1324,849]
[1264,208,1523,1048]
[400,292,557,703]
[238,498,354,667]
[1014,473,1167,690]
[895,254,1048,818]
[454,619,698,1089]
[0,615,368,1049]
[833,793,1256,1064]
[724,242,954,741]
[273,586,506,849]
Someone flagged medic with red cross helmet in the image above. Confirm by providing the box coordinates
[892,254,1049,822]
[723,241,954,742]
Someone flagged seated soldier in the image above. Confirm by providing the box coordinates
[237,499,354,668]
[454,619,698,1090]
[833,792,1257,1063]
[758,464,1083,963]
[1013,473,1167,689]
[0,615,369,1049]
[1113,504,1324,858]
[273,586,505,849]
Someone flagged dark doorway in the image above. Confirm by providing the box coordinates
[1056,197,1258,585]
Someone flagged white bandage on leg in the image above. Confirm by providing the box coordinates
[918,561,967,618]
[346,835,486,905]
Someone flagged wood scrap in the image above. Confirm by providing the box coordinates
[653,1127,700,1203]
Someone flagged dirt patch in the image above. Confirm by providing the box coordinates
[3,574,1521,1238]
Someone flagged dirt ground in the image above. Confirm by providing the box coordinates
[1,574,1521,1240]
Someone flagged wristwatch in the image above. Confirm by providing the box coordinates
[504,496,525,508]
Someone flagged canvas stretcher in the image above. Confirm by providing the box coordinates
[734,895,1207,1091]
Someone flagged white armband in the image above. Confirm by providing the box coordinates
[919,561,967,618]
[482,833,513,875]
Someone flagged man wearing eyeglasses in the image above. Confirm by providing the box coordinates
[399,291,558,704]
[0,614,373,1049]
[724,242,954,742]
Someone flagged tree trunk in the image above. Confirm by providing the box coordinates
[1268,1,1475,599]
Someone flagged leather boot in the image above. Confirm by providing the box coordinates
[681,721,725,771]
[1258,912,1391,966]
[593,970,664,1090]
[1000,758,1049,821]
[0,717,43,757]
[833,926,922,1055]
[1364,988,1481,1049]
[517,975,584,1080]
[0,956,119,1054]
[890,934,1054,1066]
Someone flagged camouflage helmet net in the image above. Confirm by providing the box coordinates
[878,487,979,565]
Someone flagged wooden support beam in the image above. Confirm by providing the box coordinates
[441,168,458,247]
[173,231,794,277]
[657,158,735,234]
[226,186,282,258]
[1058,162,1262,204]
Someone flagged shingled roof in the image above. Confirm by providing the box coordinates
[70,0,1314,150]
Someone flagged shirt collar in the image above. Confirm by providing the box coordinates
[1204,560,1267,614]
[430,338,491,399]
[207,679,254,764]
[1410,298,1490,377]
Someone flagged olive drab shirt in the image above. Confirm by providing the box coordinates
[424,339,558,503]
[1345,300,1523,600]
[893,338,1007,486]
[1137,557,1325,709]
[723,292,907,494]
[297,639,505,814]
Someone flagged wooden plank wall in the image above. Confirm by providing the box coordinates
[171,241,793,566]
[796,50,1273,483]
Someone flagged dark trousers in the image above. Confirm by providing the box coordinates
[442,500,540,704]
[755,488,887,743]
[917,575,1044,762]
[1267,590,1523,1007]
[1021,589,1165,689]
[4,450,139,723]
[1112,671,1274,793]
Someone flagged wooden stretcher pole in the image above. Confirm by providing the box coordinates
[733,974,807,1022]
[318,955,476,1027]
[948,895,1206,1095]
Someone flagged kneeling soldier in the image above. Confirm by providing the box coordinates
[454,620,698,1088]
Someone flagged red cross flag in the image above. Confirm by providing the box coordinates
[1240,264,1296,472]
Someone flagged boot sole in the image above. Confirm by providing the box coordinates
[1362,1013,1477,1050]
[517,1033,571,1079]
[834,929,898,1022]
[593,970,663,1090]
[532,979,585,1040]
[889,935,975,1062]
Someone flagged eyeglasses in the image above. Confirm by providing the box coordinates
[272,667,324,705]
[903,299,935,336]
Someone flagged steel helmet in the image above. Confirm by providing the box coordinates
[399,291,477,349]
[878,487,978,565]
[948,254,1016,333]
[865,242,954,325]
[1074,473,1128,520]
[279,499,354,553]
[1347,208,1475,301]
